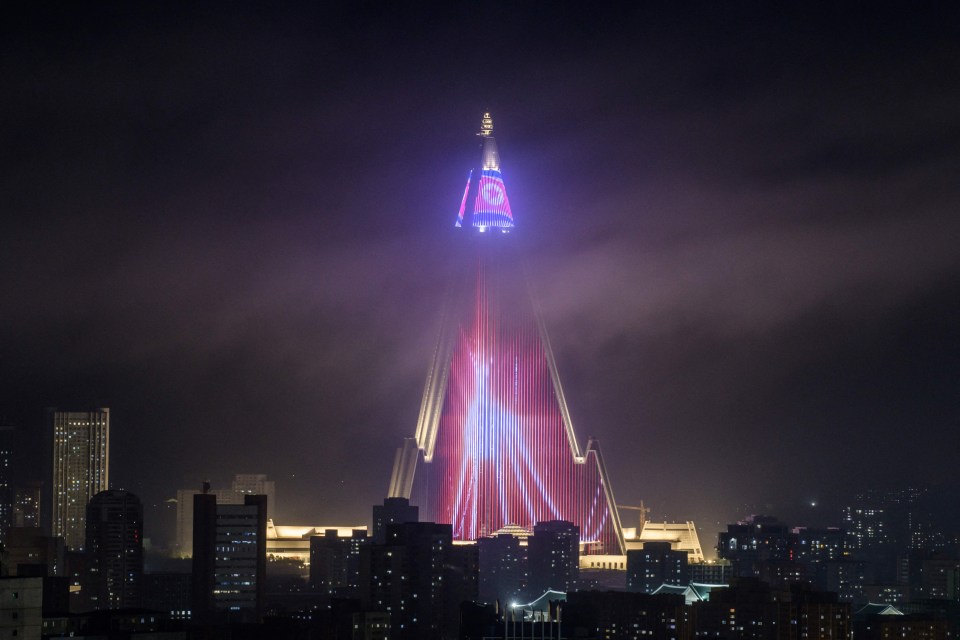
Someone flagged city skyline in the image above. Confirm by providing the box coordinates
[1,4,959,535]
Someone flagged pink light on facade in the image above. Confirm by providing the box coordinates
[455,170,472,228]
[472,170,514,229]
[389,115,624,555]
[407,249,623,554]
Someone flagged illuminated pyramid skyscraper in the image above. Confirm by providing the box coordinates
[389,114,624,555]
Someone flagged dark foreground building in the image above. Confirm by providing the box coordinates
[371,496,418,544]
[628,541,689,593]
[565,591,688,640]
[84,489,143,610]
[191,491,267,624]
[478,532,526,605]
[691,579,852,640]
[527,520,580,597]
[360,521,479,640]
[309,528,369,597]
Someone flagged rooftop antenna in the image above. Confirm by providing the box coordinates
[478,112,493,137]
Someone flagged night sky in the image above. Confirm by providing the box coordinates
[3,4,959,545]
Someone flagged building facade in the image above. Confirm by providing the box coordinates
[360,522,466,640]
[527,520,580,597]
[0,426,12,544]
[478,533,526,605]
[142,572,191,620]
[84,490,143,610]
[387,114,624,555]
[174,474,275,558]
[309,528,369,596]
[565,591,688,640]
[50,408,110,551]
[0,577,43,639]
[191,492,267,624]
[13,483,41,529]
[627,541,689,593]
[371,496,418,544]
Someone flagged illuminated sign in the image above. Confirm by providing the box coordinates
[472,169,514,229]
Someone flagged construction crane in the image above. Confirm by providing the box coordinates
[617,501,650,530]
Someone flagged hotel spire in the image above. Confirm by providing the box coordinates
[390,115,625,555]
[455,112,514,230]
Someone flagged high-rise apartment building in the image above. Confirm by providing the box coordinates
[371,496,418,544]
[85,490,143,609]
[230,474,275,506]
[174,474,275,558]
[718,515,796,578]
[843,488,936,552]
[309,528,369,596]
[565,590,688,640]
[387,115,623,555]
[793,527,845,563]
[0,426,15,544]
[478,533,526,605]
[627,541,689,594]
[360,522,460,640]
[142,572,192,620]
[691,579,852,640]
[527,520,580,597]
[0,577,43,639]
[13,483,41,528]
[688,559,733,585]
[50,408,110,551]
[191,492,267,624]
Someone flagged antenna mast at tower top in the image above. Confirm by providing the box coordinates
[478,112,494,137]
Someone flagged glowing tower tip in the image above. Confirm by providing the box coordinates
[478,112,494,137]
[455,112,513,229]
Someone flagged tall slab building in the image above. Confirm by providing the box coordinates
[191,493,267,624]
[388,115,624,554]
[85,489,143,609]
[0,426,12,544]
[50,408,110,551]
[173,474,275,558]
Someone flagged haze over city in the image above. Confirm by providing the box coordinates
[2,3,958,544]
